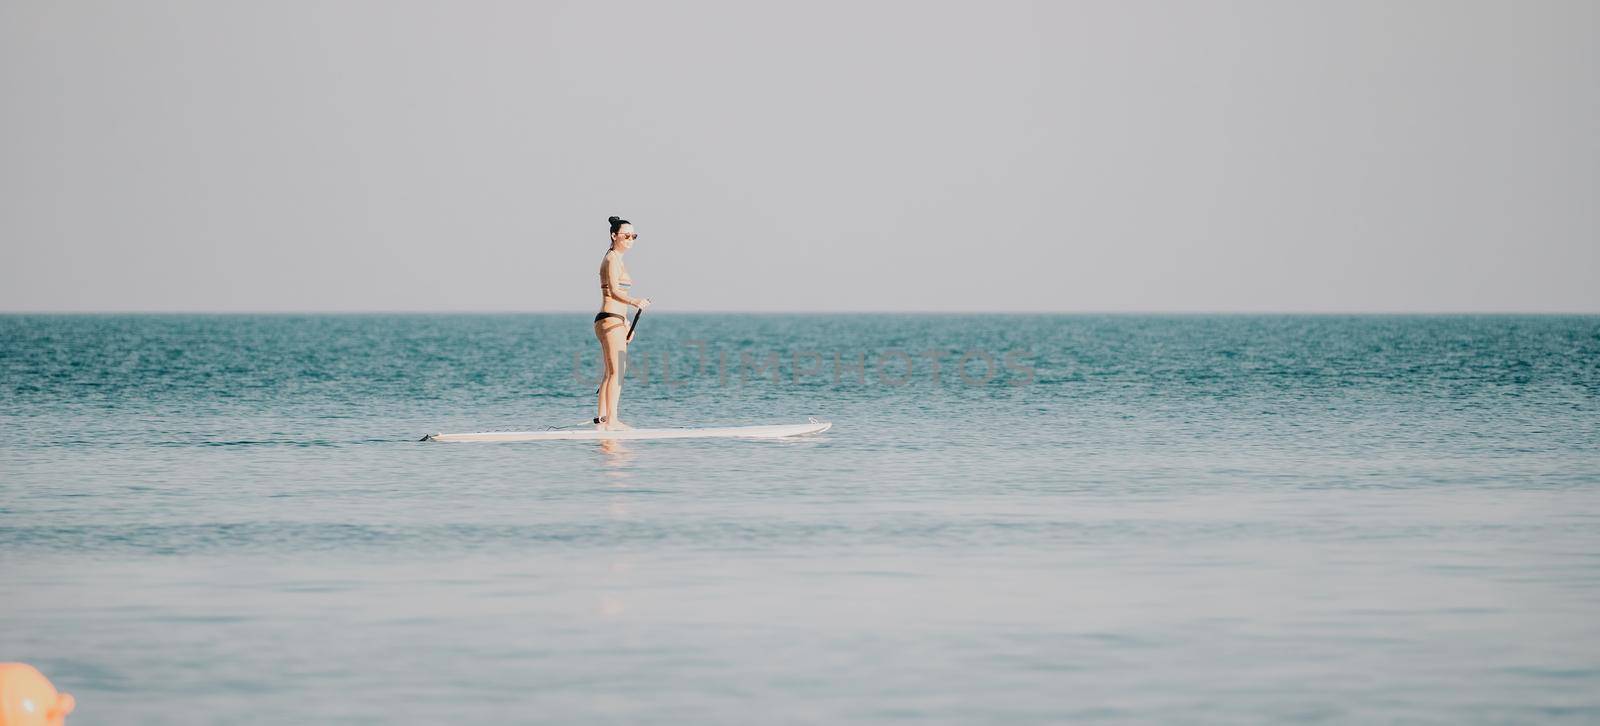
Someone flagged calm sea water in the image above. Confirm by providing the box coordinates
[3,314,1599,724]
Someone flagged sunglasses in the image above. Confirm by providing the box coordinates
[616,233,638,240]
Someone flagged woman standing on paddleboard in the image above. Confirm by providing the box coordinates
[595,215,651,431]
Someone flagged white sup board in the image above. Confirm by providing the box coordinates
[422,420,831,442]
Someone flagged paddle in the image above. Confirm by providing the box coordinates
[626,307,643,342]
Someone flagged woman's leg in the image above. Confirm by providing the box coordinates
[595,318,628,429]
[595,321,616,426]
[603,322,629,429]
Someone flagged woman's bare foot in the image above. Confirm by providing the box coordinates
[609,420,634,431]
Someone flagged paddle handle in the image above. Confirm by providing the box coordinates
[626,308,643,342]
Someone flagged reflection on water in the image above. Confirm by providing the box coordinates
[598,439,636,496]
[597,437,632,463]
[598,438,637,621]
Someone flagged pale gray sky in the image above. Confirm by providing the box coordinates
[1,0,1594,312]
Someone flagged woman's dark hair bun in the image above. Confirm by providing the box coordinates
[608,216,629,234]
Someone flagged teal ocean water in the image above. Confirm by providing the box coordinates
[3,314,1599,724]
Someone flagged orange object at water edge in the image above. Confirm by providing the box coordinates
[0,664,73,726]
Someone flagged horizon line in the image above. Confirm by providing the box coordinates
[3,309,1598,316]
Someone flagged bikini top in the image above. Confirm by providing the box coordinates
[600,254,632,290]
